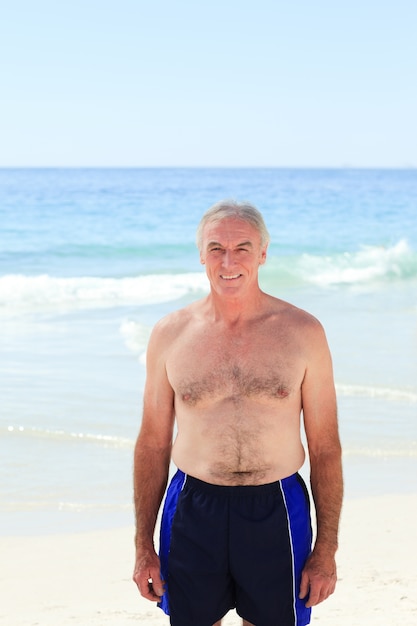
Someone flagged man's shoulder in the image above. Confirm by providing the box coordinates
[267,294,322,328]
[264,295,327,349]
[151,299,203,340]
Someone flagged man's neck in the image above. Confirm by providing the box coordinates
[205,288,266,325]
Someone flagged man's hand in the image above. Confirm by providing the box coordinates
[133,548,165,602]
[299,548,337,608]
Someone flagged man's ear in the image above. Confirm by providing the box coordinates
[259,243,268,265]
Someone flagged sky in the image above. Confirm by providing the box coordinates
[1,0,416,167]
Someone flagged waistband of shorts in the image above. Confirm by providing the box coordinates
[180,471,301,497]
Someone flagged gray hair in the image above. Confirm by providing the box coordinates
[196,199,270,251]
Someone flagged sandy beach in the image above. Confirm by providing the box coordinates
[1,493,416,626]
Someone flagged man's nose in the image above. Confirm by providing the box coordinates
[221,250,235,267]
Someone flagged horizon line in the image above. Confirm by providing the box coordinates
[0,164,416,170]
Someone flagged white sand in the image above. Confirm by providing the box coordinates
[1,494,416,626]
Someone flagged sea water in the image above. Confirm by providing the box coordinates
[1,168,416,535]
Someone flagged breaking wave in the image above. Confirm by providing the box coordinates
[0,272,209,314]
[265,239,417,288]
[0,240,415,315]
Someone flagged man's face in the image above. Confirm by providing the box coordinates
[200,217,267,297]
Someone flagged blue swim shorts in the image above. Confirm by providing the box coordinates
[158,469,312,626]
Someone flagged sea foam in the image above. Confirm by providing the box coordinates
[1,241,415,315]
[299,240,416,286]
[0,272,209,314]
[336,383,417,404]
[4,424,134,449]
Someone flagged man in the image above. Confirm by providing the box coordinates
[133,200,343,626]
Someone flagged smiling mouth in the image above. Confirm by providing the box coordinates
[220,274,241,280]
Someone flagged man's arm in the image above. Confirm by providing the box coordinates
[300,319,343,608]
[132,321,176,602]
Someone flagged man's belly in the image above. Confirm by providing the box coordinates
[171,432,306,486]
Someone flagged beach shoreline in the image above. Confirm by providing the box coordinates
[1,168,416,625]
[1,493,416,626]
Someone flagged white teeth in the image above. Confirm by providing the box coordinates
[221,274,240,280]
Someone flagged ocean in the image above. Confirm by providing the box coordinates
[1,168,416,535]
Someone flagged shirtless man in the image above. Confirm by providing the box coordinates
[133,200,343,626]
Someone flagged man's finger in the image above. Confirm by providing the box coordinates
[147,575,165,599]
[298,570,310,600]
[133,568,163,602]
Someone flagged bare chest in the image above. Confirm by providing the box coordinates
[166,326,304,406]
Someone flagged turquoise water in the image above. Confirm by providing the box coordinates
[1,168,416,534]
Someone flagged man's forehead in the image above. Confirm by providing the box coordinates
[203,217,261,243]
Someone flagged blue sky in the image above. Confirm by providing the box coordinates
[1,0,416,167]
